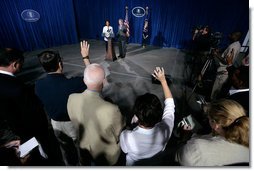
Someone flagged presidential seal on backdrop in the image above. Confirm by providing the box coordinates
[132,6,145,18]
[21,9,40,22]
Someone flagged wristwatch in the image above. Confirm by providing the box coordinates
[82,56,89,60]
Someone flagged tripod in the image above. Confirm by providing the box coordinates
[187,50,215,102]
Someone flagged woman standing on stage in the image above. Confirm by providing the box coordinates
[102,20,114,52]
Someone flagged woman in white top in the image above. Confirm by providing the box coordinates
[120,67,175,166]
[176,99,249,166]
[102,20,114,52]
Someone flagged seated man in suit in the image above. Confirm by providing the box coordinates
[67,63,125,166]
[35,41,91,165]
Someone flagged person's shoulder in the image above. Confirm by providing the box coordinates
[102,100,118,109]
[67,76,83,82]
[68,92,84,102]
[35,76,47,84]
[0,74,23,88]
[120,127,135,138]
[100,100,122,115]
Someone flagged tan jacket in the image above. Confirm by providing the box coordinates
[67,90,125,165]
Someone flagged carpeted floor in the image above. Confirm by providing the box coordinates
[17,39,209,128]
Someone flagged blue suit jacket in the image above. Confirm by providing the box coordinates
[35,73,86,121]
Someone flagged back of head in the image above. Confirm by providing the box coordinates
[83,63,105,87]
[0,48,24,67]
[133,93,163,127]
[230,32,242,42]
[208,99,249,147]
[37,51,62,72]
[231,65,249,89]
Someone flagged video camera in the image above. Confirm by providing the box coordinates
[192,25,222,48]
[210,32,223,48]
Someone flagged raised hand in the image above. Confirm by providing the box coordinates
[80,40,90,58]
[152,67,166,83]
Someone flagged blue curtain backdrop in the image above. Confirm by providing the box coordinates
[74,0,249,49]
[0,0,249,51]
[0,0,78,51]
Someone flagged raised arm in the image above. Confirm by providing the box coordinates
[152,67,172,99]
[80,40,91,66]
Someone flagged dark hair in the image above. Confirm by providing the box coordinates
[37,51,62,72]
[133,93,163,127]
[236,65,249,88]
[230,32,242,42]
[0,48,24,67]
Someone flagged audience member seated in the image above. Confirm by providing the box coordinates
[34,41,91,165]
[0,48,64,165]
[67,63,125,166]
[175,99,249,166]
[120,67,175,166]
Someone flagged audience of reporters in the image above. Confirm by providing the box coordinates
[0,34,249,166]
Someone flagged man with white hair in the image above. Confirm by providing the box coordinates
[67,63,125,166]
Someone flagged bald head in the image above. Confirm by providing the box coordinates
[83,63,105,90]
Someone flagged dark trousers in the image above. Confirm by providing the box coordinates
[105,41,108,52]
[118,40,126,58]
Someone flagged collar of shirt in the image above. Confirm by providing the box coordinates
[229,88,249,95]
[0,70,15,77]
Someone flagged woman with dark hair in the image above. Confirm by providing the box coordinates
[175,99,249,166]
[120,67,175,165]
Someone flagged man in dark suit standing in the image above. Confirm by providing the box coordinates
[0,48,64,165]
[117,19,128,58]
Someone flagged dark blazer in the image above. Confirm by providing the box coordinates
[35,73,86,121]
[117,25,127,41]
[0,73,49,142]
[0,73,65,165]
[228,91,249,117]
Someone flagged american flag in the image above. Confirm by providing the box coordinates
[124,6,130,37]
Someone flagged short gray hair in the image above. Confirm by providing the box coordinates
[83,63,105,85]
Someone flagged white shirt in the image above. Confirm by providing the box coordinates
[102,26,114,41]
[0,70,14,77]
[120,98,175,165]
[229,88,249,95]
